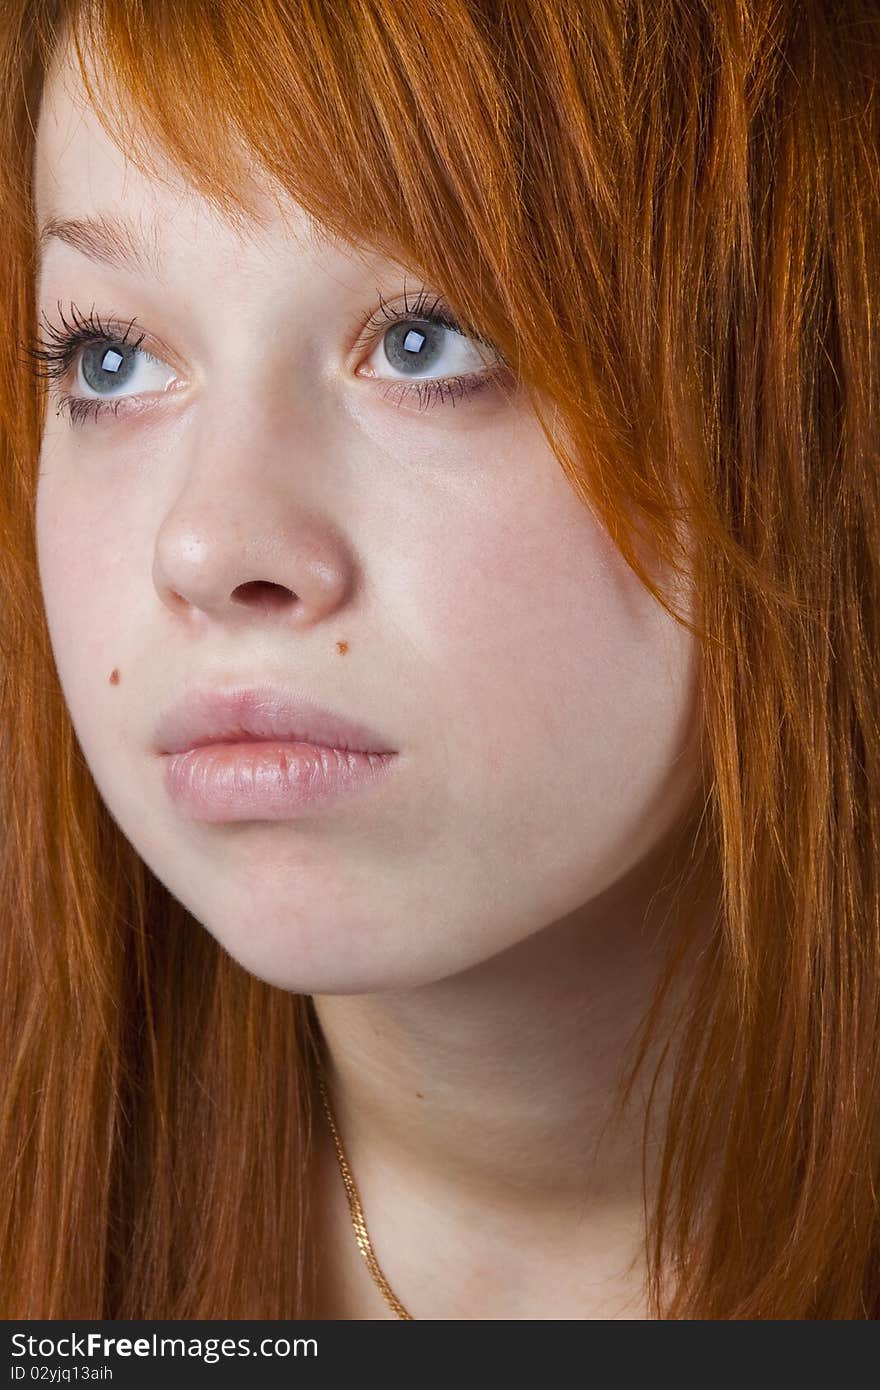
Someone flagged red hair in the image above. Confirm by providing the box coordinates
[1,0,878,1316]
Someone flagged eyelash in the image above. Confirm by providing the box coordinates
[21,285,507,428]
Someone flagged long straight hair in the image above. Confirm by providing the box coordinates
[1,0,878,1317]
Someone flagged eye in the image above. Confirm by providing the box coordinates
[76,339,174,397]
[353,285,507,412]
[21,302,177,426]
[362,319,496,392]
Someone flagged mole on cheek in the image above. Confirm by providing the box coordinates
[109,669,120,684]
[336,641,349,654]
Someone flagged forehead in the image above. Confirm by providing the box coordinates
[33,36,345,288]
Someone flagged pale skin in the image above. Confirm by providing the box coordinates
[34,37,712,1318]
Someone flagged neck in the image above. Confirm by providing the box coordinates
[310,823,716,1319]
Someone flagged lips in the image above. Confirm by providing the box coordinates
[153,683,397,757]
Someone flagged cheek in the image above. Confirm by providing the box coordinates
[35,458,140,713]
[393,469,683,754]
[391,478,702,888]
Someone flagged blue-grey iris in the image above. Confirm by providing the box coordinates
[81,342,138,392]
[382,322,444,373]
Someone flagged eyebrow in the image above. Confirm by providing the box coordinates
[37,212,164,278]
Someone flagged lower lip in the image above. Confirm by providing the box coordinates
[161,740,398,822]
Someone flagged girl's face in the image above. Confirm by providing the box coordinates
[33,42,703,992]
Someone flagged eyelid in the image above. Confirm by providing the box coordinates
[345,284,498,364]
[101,323,185,383]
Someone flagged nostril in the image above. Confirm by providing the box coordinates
[233,580,296,610]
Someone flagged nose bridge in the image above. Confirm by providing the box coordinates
[156,195,368,501]
[181,300,331,497]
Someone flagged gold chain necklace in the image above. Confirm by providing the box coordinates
[317,1069,415,1320]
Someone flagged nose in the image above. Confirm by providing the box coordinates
[152,420,358,631]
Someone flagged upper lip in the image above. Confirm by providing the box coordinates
[153,683,397,756]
